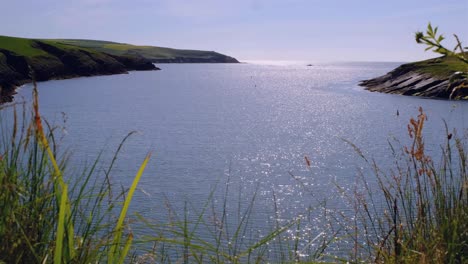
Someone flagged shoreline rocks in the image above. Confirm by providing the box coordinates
[359,57,467,100]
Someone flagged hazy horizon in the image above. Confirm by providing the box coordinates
[1,0,467,62]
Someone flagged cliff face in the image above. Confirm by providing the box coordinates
[360,56,468,100]
[0,40,159,103]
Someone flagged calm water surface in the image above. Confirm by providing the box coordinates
[16,62,468,256]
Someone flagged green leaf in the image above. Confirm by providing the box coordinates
[108,152,151,264]
[118,234,133,264]
[427,23,434,37]
[54,184,69,264]
[435,47,449,55]
[438,35,445,43]
[239,220,297,257]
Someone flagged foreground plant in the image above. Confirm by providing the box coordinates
[343,107,468,263]
[415,23,468,99]
[415,23,468,64]
[0,82,150,264]
[3,81,466,263]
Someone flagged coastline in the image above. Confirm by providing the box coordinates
[0,69,158,104]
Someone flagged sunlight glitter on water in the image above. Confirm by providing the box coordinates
[15,62,468,259]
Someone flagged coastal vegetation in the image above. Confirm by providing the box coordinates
[415,23,467,64]
[341,108,467,263]
[0,83,147,263]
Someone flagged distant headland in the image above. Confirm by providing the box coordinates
[0,35,239,103]
[360,54,467,100]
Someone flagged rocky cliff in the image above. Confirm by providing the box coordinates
[0,39,159,103]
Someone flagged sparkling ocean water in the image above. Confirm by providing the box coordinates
[14,62,468,259]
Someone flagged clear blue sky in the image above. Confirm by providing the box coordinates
[1,0,467,62]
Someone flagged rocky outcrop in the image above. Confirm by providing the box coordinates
[0,41,159,103]
[0,50,30,102]
[108,54,156,70]
[360,59,467,100]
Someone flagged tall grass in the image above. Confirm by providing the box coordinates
[131,176,300,263]
[1,82,466,263]
[0,81,149,263]
[0,84,300,263]
[341,107,468,263]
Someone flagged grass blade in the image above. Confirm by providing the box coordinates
[118,234,134,264]
[108,152,151,263]
[54,184,69,264]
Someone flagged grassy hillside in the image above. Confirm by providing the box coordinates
[0,35,157,103]
[411,53,468,77]
[0,36,50,57]
[53,39,239,63]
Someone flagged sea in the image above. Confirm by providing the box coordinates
[12,61,468,260]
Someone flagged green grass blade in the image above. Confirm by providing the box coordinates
[109,152,151,264]
[33,81,76,260]
[239,220,296,257]
[118,234,134,264]
[54,184,68,264]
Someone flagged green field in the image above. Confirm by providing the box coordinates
[0,35,238,63]
[0,35,50,57]
[411,52,468,77]
[52,39,239,62]
[0,36,107,57]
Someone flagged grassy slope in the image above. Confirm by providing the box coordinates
[410,53,468,77]
[53,39,239,62]
[0,36,238,62]
[0,36,103,57]
[0,36,49,56]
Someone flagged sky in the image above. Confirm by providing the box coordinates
[1,0,467,62]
